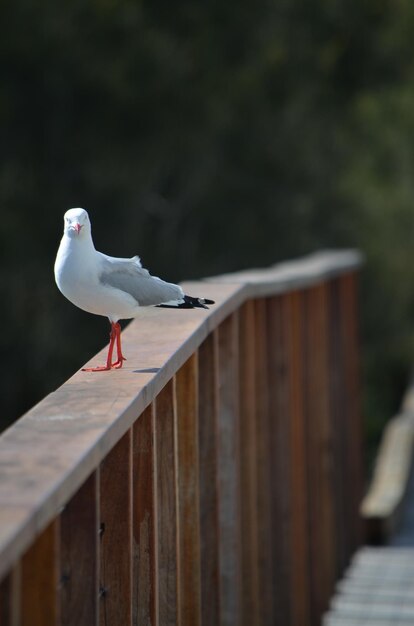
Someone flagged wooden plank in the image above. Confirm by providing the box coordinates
[254,299,275,626]
[327,278,349,575]
[287,291,311,626]
[266,295,293,626]
[0,254,362,583]
[0,572,11,626]
[361,413,414,542]
[21,520,59,626]
[132,404,156,626]
[0,283,244,583]
[238,300,260,626]
[198,332,220,626]
[155,379,177,625]
[99,431,132,626]
[0,565,20,626]
[60,471,99,626]
[216,313,241,626]
[341,273,363,553]
[207,250,363,298]
[303,284,336,626]
[175,354,201,626]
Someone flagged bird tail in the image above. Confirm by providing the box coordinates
[157,295,215,309]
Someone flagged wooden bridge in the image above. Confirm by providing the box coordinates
[0,251,364,626]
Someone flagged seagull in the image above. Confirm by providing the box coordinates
[54,207,214,371]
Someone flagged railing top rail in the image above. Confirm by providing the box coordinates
[0,249,362,580]
[207,249,363,297]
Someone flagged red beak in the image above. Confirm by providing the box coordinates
[74,223,83,234]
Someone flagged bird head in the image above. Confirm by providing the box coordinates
[63,208,91,238]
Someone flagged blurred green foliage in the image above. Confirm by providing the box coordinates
[1,0,414,453]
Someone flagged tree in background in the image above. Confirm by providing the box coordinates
[0,0,413,455]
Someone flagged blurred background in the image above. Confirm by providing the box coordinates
[1,0,414,457]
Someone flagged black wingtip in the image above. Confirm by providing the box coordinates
[156,295,215,310]
[185,295,216,309]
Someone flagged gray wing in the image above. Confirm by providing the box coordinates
[98,253,184,306]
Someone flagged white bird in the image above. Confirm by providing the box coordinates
[54,207,214,371]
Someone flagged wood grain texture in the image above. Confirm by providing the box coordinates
[303,284,336,626]
[327,277,349,575]
[0,565,20,626]
[341,273,363,554]
[21,520,59,626]
[0,572,11,626]
[238,300,260,626]
[253,299,275,626]
[132,404,156,626]
[155,379,177,625]
[0,254,362,582]
[0,283,243,582]
[198,332,220,626]
[266,295,293,625]
[216,313,241,626]
[99,431,132,626]
[175,354,201,626]
[60,471,99,626]
[207,250,363,297]
[287,291,311,626]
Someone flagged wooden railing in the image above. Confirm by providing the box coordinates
[0,250,363,626]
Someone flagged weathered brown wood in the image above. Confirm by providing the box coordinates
[266,295,293,625]
[341,273,363,553]
[238,300,260,626]
[328,277,349,575]
[21,520,59,626]
[287,291,310,626]
[0,565,20,626]
[132,404,156,626]
[303,284,336,626]
[0,572,11,626]
[175,354,202,626]
[198,332,220,626]
[254,299,275,626]
[60,471,99,626]
[0,253,365,626]
[99,431,132,626]
[0,283,244,583]
[0,254,362,584]
[216,313,241,626]
[207,250,363,297]
[155,379,177,625]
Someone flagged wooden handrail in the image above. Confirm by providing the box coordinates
[0,250,363,626]
[360,376,414,543]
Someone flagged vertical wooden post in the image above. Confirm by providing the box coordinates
[238,301,260,626]
[254,299,275,626]
[155,379,178,625]
[0,571,14,626]
[328,277,349,576]
[99,430,132,626]
[21,520,60,626]
[175,354,201,626]
[217,313,241,626]
[60,472,99,626]
[341,273,363,555]
[287,291,310,626]
[303,284,336,625]
[198,332,220,626]
[266,295,293,626]
[132,404,157,626]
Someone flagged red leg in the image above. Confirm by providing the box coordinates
[111,322,127,369]
[82,323,117,372]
